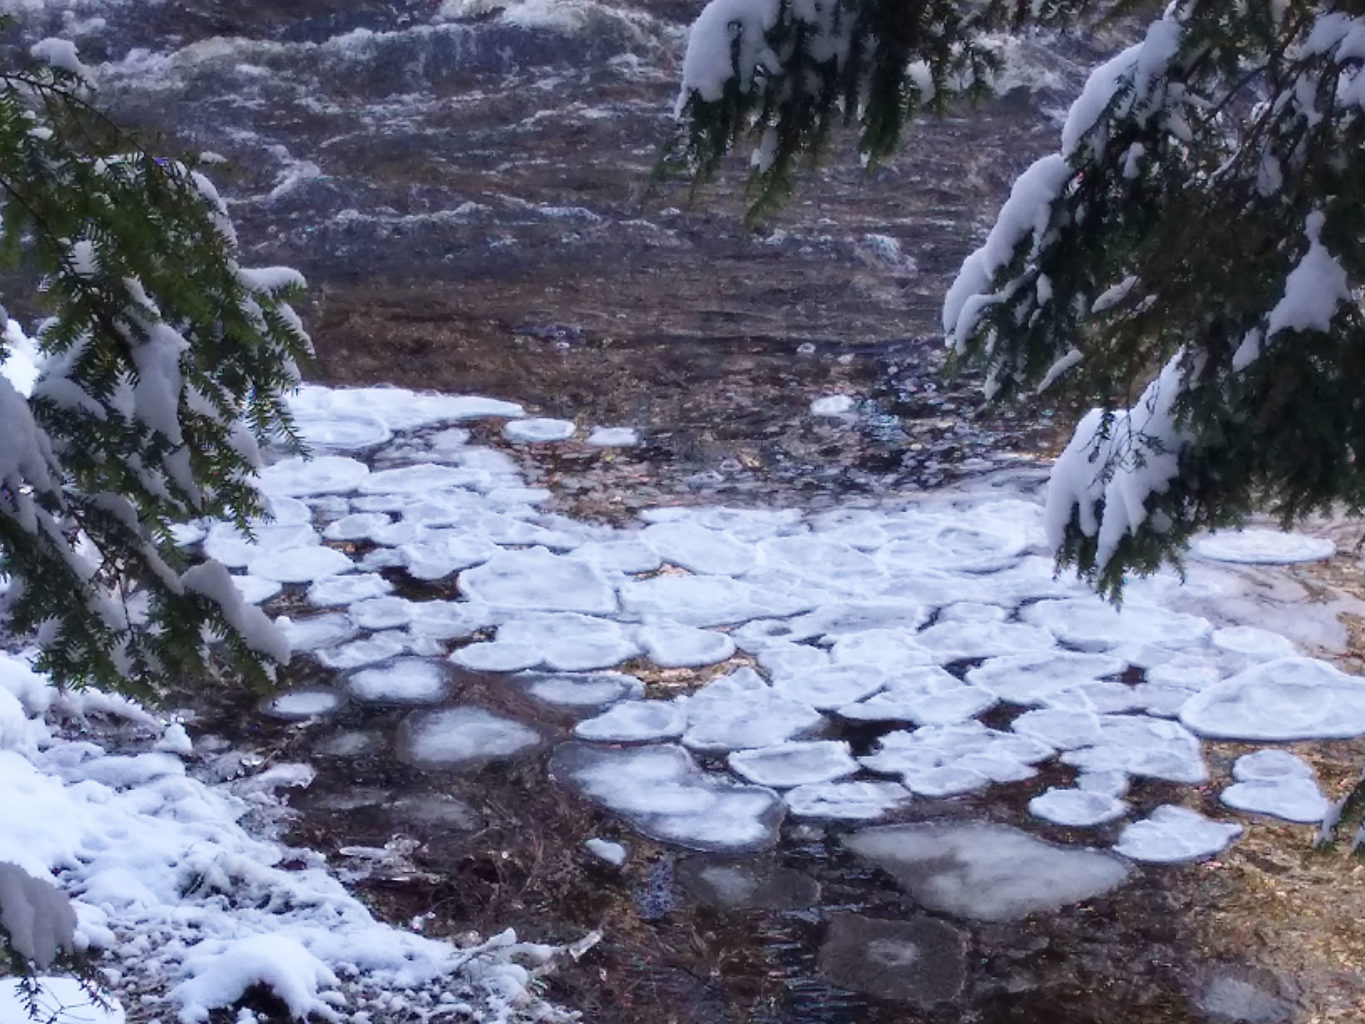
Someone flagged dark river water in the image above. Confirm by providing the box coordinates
[7,0,1117,509]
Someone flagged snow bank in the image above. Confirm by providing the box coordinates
[0,649,572,1024]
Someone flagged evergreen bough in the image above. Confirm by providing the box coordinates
[0,29,308,697]
[673,0,1365,594]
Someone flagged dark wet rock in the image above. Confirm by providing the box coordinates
[817,912,969,1006]
[842,821,1130,922]
[676,857,821,911]
[1191,964,1299,1024]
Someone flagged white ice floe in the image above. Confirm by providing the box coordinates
[408,601,495,640]
[247,544,355,583]
[1180,657,1365,740]
[574,700,687,743]
[1061,715,1207,783]
[1021,598,1211,652]
[259,454,370,496]
[967,651,1127,705]
[205,522,320,569]
[783,781,913,820]
[585,426,639,447]
[504,417,576,442]
[290,384,523,431]
[681,671,824,751]
[1220,749,1328,823]
[349,596,417,631]
[306,572,393,606]
[1115,806,1242,863]
[839,675,996,727]
[877,514,1033,573]
[860,722,1053,796]
[231,574,283,605]
[345,658,452,705]
[810,394,857,416]
[461,547,618,614]
[496,612,640,671]
[643,521,757,575]
[512,671,644,711]
[359,463,491,495]
[844,822,1130,920]
[829,630,935,672]
[399,531,501,580]
[727,740,859,788]
[260,688,346,721]
[620,573,814,627]
[772,664,886,710]
[638,622,736,668]
[569,538,663,574]
[451,641,542,673]
[398,706,543,769]
[549,742,784,853]
[790,598,933,639]
[1028,787,1128,827]
[1011,707,1103,750]
[915,620,1056,663]
[1191,529,1335,564]
[1211,625,1298,662]
[276,612,359,652]
[316,636,409,670]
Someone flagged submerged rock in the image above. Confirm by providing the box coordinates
[817,912,969,1006]
[1191,963,1299,1024]
[676,857,820,911]
[397,706,544,770]
[843,821,1130,921]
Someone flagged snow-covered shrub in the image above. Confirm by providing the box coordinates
[0,26,307,695]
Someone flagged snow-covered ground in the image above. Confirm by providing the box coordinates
[6,382,1365,1019]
